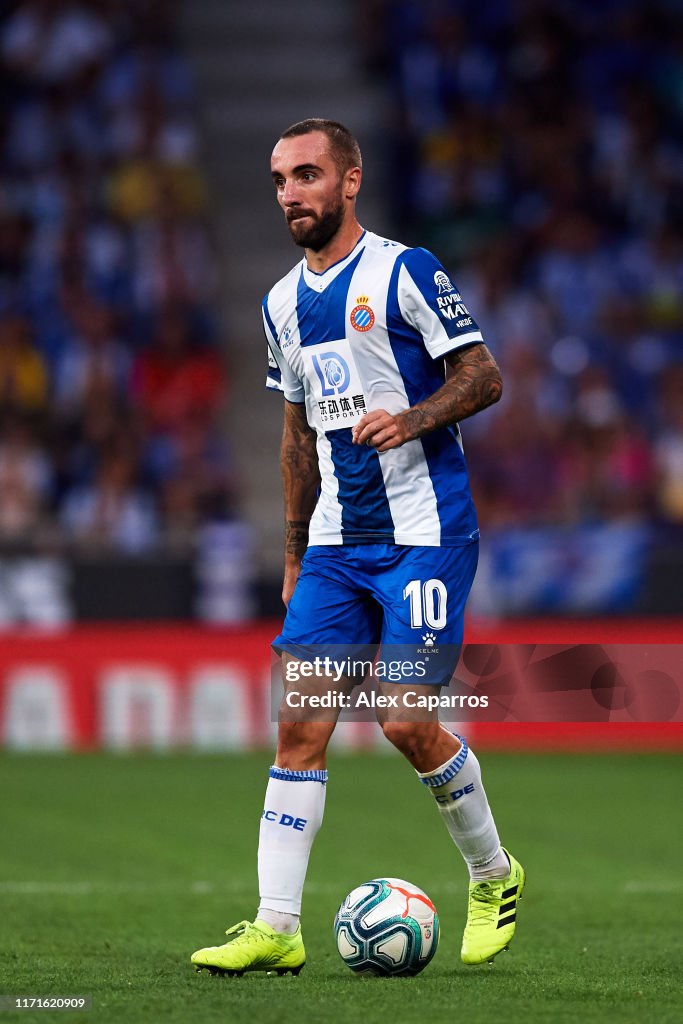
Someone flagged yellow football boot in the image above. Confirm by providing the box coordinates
[191,919,305,977]
[461,849,525,965]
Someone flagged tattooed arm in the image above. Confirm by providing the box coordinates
[281,399,320,605]
[351,344,502,453]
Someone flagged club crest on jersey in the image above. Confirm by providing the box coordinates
[350,296,375,332]
[434,270,454,295]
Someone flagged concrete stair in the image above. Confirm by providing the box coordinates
[179,0,389,578]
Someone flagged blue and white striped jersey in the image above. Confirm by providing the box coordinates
[263,230,483,547]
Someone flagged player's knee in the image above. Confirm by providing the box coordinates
[381,720,440,760]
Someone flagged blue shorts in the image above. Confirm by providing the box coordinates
[273,542,478,686]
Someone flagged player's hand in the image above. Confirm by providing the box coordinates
[352,409,411,452]
[282,560,302,607]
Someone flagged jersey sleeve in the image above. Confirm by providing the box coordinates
[263,300,305,403]
[397,248,484,359]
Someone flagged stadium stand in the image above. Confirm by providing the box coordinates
[361,0,683,614]
[0,0,249,622]
[0,0,680,620]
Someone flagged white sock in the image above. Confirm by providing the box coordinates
[257,766,327,926]
[418,735,509,881]
[256,908,300,934]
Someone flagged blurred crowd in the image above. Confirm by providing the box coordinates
[2,0,682,624]
[369,0,683,531]
[0,0,234,557]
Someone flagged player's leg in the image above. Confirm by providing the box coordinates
[256,659,348,937]
[191,548,377,976]
[191,699,337,977]
[380,714,524,963]
[373,542,525,965]
[257,549,378,940]
[379,713,508,879]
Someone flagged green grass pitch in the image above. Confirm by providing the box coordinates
[0,749,681,1024]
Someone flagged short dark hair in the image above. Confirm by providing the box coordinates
[279,118,362,175]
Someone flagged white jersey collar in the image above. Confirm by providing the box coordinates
[301,230,368,291]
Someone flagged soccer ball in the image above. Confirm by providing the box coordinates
[334,877,439,976]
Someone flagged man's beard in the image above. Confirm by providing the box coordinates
[287,199,345,252]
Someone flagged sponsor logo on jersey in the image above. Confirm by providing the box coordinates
[302,338,367,429]
[436,291,472,324]
[434,270,454,294]
[312,351,351,395]
[350,295,375,332]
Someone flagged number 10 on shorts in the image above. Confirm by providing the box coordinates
[403,579,447,629]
